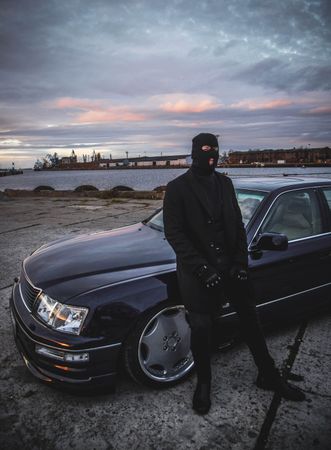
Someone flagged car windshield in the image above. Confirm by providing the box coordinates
[145,188,267,231]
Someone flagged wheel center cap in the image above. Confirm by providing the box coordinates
[167,336,177,348]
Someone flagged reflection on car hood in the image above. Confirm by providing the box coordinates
[24,223,175,301]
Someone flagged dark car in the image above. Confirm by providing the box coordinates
[10,177,331,390]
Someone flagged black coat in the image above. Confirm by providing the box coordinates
[163,168,248,313]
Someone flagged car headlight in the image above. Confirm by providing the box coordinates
[36,293,88,335]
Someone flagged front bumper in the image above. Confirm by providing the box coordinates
[10,281,122,389]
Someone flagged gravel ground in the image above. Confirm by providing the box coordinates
[0,196,330,450]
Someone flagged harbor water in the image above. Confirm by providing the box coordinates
[0,167,331,191]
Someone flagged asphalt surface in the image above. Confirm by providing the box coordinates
[0,195,330,450]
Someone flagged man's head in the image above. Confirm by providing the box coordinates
[191,133,219,175]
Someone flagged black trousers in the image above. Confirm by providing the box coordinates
[186,272,276,382]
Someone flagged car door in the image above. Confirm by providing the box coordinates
[317,186,331,285]
[249,186,330,319]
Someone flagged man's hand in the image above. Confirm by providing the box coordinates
[229,264,248,281]
[195,265,222,288]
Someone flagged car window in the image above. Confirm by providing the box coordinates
[146,209,164,231]
[235,189,267,226]
[321,188,331,228]
[259,189,323,241]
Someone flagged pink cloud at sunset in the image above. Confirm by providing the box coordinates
[76,109,146,123]
[305,106,331,115]
[53,97,103,110]
[160,99,219,113]
[231,99,293,110]
[150,93,220,114]
[51,97,146,123]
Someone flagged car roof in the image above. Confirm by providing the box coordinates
[230,176,331,192]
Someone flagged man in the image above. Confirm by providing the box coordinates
[163,133,305,415]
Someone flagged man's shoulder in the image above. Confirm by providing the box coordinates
[215,170,229,179]
[166,170,191,189]
[215,171,232,185]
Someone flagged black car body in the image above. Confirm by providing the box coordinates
[10,177,331,389]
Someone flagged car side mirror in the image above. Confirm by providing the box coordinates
[250,232,288,253]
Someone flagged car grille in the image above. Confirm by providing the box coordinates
[19,271,42,312]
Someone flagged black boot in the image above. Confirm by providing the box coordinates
[192,381,211,414]
[256,369,305,401]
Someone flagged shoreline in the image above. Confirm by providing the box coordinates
[32,162,331,171]
[0,169,24,177]
[2,188,164,200]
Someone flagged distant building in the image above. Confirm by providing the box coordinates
[60,150,77,166]
[60,157,72,165]
[228,147,331,165]
[99,154,191,168]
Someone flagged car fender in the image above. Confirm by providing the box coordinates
[77,270,181,343]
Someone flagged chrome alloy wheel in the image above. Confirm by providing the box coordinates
[137,305,194,382]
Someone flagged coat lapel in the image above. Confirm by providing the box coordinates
[184,169,214,218]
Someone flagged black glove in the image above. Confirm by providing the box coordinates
[195,264,222,288]
[229,265,248,281]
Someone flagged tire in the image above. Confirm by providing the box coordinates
[123,303,194,388]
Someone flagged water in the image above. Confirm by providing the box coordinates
[0,167,331,191]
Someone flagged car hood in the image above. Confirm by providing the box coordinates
[24,223,175,301]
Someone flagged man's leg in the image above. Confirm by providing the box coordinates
[224,272,305,401]
[186,311,213,413]
[223,273,275,374]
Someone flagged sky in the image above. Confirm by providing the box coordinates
[0,0,330,168]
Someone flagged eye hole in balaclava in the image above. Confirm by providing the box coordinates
[191,133,219,175]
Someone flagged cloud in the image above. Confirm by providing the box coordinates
[303,106,331,116]
[149,93,220,115]
[49,94,220,123]
[50,97,146,123]
[235,58,331,93]
[52,98,103,110]
[160,98,219,113]
[0,138,23,146]
[76,109,145,123]
[230,99,293,110]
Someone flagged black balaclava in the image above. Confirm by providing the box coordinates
[191,133,219,176]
